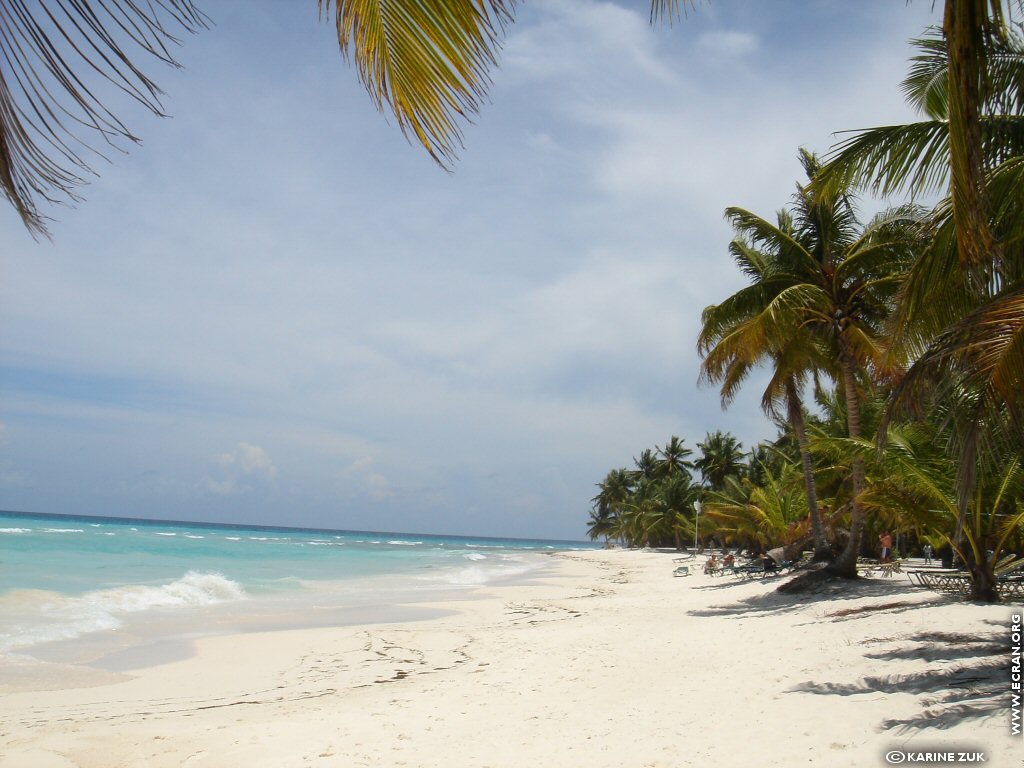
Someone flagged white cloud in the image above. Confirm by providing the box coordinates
[205,442,278,495]
[217,442,278,479]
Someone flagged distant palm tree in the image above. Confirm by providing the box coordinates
[703,462,810,553]
[586,507,616,546]
[694,431,745,492]
[631,449,660,485]
[655,436,695,480]
[636,471,703,550]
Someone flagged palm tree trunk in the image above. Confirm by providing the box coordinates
[966,545,999,602]
[785,378,830,560]
[944,0,997,268]
[828,355,868,577]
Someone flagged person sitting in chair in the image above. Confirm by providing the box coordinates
[703,555,719,574]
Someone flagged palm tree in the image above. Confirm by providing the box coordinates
[636,471,703,550]
[713,150,922,576]
[823,23,1024,581]
[0,1,210,236]
[694,431,745,492]
[825,420,1024,602]
[590,467,637,546]
[702,461,811,554]
[699,263,833,561]
[0,0,518,236]
[655,436,695,480]
[586,506,616,546]
[631,449,660,484]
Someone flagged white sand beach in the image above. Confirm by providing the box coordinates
[0,550,1018,768]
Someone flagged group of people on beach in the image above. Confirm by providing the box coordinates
[700,550,784,574]
[703,552,736,573]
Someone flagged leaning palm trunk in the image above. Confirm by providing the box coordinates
[785,379,830,560]
[828,355,869,577]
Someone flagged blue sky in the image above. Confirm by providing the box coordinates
[0,1,938,539]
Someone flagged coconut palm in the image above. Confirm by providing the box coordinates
[694,431,745,492]
[822,419,1024,602]
[823,24,1024,577]
[586,506,616,545]
[635,471,703,550]
[0,1,209,236]
[714,150,923,576]
[702,461,810,553]
[0,0,518,236]
[631,449,660,484]
[655,436,695,480]
[698,234,833,560]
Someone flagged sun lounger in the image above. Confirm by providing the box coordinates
[734,561,777,580]
[673,565,690,577]
[905,568,1024,598]
[860,558,906,577]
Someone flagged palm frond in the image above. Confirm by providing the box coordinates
[891,285,1024,433]
[649,0,697,25]
[0,0,208,236]
[322,0,515,169]
[902,28,950,119]
[821,121,951,200]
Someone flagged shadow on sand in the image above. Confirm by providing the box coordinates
[792,625,1008,731]
[687,576,926,619]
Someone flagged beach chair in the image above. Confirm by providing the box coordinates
[735,559,775,580]
[857,557,880,576]
[905,569,972,596]
[673,565,690,577]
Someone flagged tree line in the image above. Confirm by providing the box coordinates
[589,20,1024,603]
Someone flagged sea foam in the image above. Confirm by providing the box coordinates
[0,571,246,653]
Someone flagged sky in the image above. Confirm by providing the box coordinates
[0,1,939,540]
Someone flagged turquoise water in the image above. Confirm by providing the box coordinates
[0,511,593,665]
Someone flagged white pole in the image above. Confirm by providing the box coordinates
[694,501,700,553]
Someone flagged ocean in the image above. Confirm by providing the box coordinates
[0,510,593,675]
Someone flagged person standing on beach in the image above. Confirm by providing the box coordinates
[879,531,893,564]
[923,542,933,565]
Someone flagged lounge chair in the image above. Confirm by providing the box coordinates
[905,567,1024,598]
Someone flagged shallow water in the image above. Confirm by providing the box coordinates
[0,511,592,673]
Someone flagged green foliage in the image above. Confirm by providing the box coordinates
[694,431,745,491]
[588,438,700,549]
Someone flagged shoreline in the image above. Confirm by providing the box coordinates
[0,550,1018,767]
